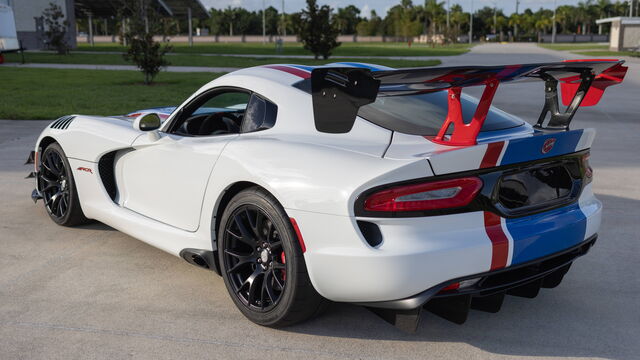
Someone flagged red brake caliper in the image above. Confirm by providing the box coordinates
[280,252,286,281]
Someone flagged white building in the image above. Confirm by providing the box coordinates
[0,0,76,50]
[596,17,640,51]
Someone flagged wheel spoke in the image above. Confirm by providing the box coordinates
[224,249,254,274]
[43,158,58,176]
[226,228,254,248]
[271,269,285,290]
[263,271,277,303]
[244,268,263,306]
[233,214,255,244]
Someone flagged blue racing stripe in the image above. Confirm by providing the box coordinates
[330,62,391,71]
[505,202,588,265]
[288,64,315,72]
[500,129,584,166]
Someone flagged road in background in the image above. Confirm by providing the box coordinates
[0,44,638,360]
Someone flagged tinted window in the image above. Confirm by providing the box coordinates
[170,90,249,136]
[242,94,278,133]
[358,91,524,135]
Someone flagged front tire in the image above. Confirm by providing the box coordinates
[218,187,326,327]
[38,142,89,226]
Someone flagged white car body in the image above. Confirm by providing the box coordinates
[31,61,625,312]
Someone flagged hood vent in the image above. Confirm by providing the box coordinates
[50,115,75,130]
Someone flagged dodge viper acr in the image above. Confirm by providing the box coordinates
[28,60,627,331]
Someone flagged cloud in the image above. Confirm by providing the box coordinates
[361,4,370,18]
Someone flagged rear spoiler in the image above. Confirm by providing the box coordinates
[309,60,627,145]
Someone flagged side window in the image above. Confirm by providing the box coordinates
[241,94,278,133]
[171,90,250,136]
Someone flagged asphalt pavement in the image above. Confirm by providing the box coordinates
[0,43,638,360]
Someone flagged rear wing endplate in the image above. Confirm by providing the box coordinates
[309,60,627,145]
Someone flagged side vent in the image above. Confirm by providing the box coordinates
[49,115,76,130]
[98,151,117,202]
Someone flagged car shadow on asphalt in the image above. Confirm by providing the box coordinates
[279,193,639,360]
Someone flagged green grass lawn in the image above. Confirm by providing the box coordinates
[4,52,441,68]
[573,50,639,57]
[0,67,220,120]
[76,41,471,57]
[538,43,609,51]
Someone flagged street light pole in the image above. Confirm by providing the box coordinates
[282,0,286,37]
[446,0,450,30]
[469,0,473,44]
[514,0,520,40]
[262,0,266,44]
[493,1,497,34]
[552,0,557,43]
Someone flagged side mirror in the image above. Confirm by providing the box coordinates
[133,113,162,132]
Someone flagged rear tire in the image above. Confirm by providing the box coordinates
[218,187,326,327]
[39,142,89,226]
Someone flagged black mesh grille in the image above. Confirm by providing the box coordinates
[98,152,117,201]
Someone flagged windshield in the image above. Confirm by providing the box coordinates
[357,91,524,136]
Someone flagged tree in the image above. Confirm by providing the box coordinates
[42,2,69,54]
[450,4,468,40]
[299,0,340,59]
[424,0,445,41]
[356,10,383,36]
[119,0,172,85]
[333,5,361,34]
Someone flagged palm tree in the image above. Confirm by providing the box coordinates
[424,0,445,42]
[449,4,467,40]
[593,0,611,34]
[555,5,573,34]
[509,13,522,40]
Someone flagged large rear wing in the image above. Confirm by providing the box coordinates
[310,60,627,145]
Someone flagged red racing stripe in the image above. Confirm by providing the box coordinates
[263,65,311,79]
[484,211,509,270]
[480,141,504,168]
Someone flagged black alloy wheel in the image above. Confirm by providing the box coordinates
[40,146,70,219]
[38,143,89,226]
[223,205,287,311]
[218,188,326,327]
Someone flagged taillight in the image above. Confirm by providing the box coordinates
[581,152,592,182]
[363,177,483,212]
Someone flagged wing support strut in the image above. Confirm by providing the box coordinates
[433,78,500,146]
[535,70,594,131]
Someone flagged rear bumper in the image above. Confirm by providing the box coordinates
[359,235,597,310]
[291,183,601,303]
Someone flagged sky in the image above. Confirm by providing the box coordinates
[203,0,595,17]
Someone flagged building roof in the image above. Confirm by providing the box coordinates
[74,0,209,19]
[596,17,640,25]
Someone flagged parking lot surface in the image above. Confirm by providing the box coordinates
[1,44,638,359]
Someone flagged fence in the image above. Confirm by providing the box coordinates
[76,34,423,44]
[539,34,609,43]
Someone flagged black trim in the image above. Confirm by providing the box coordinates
[357,220,383,247]
[49,116,75,130]
[359,235,596,310]
[310,67,380,133]
[180,248,218,273]
[25,151,36,165]
[354,149,590,219]
[98,151,117,202]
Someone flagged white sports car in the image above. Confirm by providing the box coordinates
[29,61,626,332]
